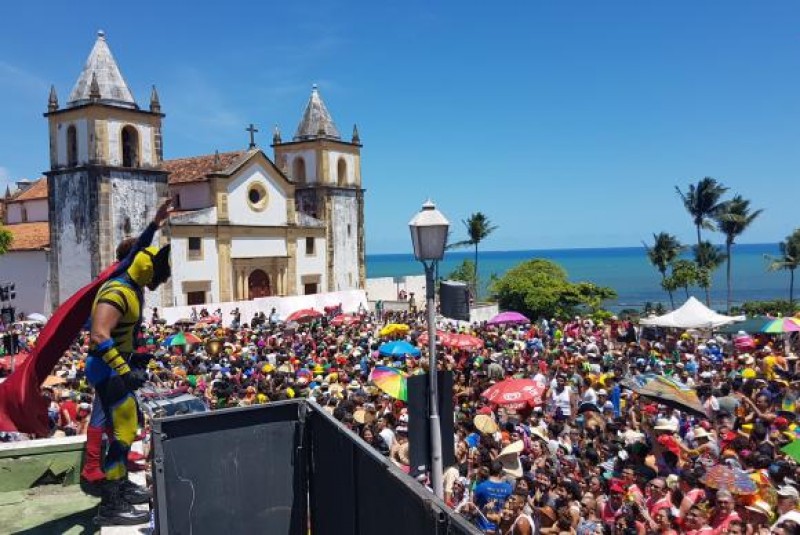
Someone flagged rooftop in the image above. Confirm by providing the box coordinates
[67,31,137,109]
[293,85,341,141]
[7,177,47,202]
[4,221,50,251]
[163,150,246,184]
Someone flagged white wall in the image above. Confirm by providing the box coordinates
[296,236,327,292]
[227,162,288,227]
[330,195,360,291]
[53,174,93,304]
[173,183,212,210]
[6,199,49,224]
[170,236,220,306]
[55,119,88,167]
[288,150,317,183]
[231,237,287,258]
[366,275,427,302]
[0,251,50,316]
[327,151,357,185]
[106,120,155,167]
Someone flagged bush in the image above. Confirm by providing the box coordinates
[731,300,799,316]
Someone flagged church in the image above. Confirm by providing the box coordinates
[0,31,366,315]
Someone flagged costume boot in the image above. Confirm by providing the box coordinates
[120,478,152,505]
[95,481,150,526]
[79,426,106,496]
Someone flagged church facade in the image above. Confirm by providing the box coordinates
[0,31,366,314]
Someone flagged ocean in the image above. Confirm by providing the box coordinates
[366,243,791,311]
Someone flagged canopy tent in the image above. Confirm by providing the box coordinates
[639,296,743,329]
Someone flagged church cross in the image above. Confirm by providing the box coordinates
[246,123,259,149]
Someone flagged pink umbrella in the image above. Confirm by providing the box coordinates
[481,379,545,409]
[443,333,484,351]
[487,311,530,326]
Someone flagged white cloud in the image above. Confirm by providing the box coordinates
[0,61,49,95]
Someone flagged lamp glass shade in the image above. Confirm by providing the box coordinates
[409,200,449,261]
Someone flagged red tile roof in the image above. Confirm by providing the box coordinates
[4,221,49,251]
[9,177,47,202]
[163,151,245,184]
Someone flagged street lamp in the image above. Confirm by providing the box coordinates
[408,199,449,499]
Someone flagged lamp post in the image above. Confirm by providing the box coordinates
[408,199,449,499]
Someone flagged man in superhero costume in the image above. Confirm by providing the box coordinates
[86,200,172,526]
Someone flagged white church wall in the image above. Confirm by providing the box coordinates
[174,183,212,210]
[226,163,288,227]
[330,194,360,291]
[327,151,357,185]
[106,120,155,167]
[169,236,220,306]
[55,119,88,167]
[0,250,50,316]
[290,151,317,183]
[231,237,287,258]
[295,236,327,292]
[51,171,93,304]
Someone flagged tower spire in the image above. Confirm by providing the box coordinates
[352,124,360,144]
[48,85,59,112]
[149,85,161,113]
[273,124,282,144]
[293,84,341,141]
[67,31,137,109]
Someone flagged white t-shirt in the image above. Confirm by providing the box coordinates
[583,387,598,405]
[550,386,573,416]
[380,428,396,450]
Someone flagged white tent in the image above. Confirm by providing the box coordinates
[639,296,744,329]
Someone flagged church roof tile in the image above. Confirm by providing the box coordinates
[4,222,50,251]
[163,151,246,184]
[8,177,48,202]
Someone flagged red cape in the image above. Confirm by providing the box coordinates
[0,263,119,437]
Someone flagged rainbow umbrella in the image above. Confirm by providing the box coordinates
[634,375,706,418]
[370,366,407,401]
[164,332,201,346]
[761,318,800,333]
[700,464,758,495]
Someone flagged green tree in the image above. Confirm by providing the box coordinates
[675,177,728,272]
[664,259,700,299]
[715,195,763,313]
[449,212,498,301]
[643,232,683,309]
[489,259,616,319]
[447,260,477,289]
[767,229,800,305]
[692,241,726,305]
[0,226,11,255]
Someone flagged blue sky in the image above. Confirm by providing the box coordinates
[0,1,798,254]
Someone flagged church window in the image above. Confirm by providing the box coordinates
[292,157,306,181]
[66,125,78,167]
[304,282,318,295]
[337,158,347,186]
[347,224,352,237]
[187,291,206,305]
[121,126,139,167]
[188,237,202,260]
[174,194,181,209]
[305,237,315,256]
[21,206,28,223]
[247,182,268,212]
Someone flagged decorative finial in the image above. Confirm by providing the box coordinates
[48,85,59,112]
[97,30,106,39]
[272,124,282,144]
[149,85,161,113]
[89,72,101,101]
[246,123,259,149]
[352,124,360,144]
[312,83,318,92]
[213,149,221,169]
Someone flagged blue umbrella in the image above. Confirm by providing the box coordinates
[378,340,421,358]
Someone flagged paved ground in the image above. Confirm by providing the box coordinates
[0,485,99,534]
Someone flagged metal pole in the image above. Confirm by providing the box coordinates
[425,261,444,498]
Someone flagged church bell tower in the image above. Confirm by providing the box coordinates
[45,31,169,308]
[272,85,366,292]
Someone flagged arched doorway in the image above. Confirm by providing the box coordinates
[121,125,139,167]
[248,269,271,299]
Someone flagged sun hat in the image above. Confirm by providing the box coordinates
[777,485,800,499]
[353,409,375,425]
[693,427,711,440]
[497,440,524,478]
[654,419,677,432]
[473,414,498,435]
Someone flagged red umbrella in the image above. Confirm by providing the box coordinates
[196,315,221,325]
[286,308,322,323]
[330,314,361,327]
[481,379,545,409]
[443,333,484,351]
[417,330,450,346]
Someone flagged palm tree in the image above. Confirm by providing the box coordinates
[715,195,763,313]
[643,232,683,309]
[767,229,800,306]
[450,212,498,301]
[692,241,727,306]
[675,177,728,268]
[0,226,11,255]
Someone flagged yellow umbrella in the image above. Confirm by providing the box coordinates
[380,323,410,337]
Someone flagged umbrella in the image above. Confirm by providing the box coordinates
[378,340,421,358]
[781,441,800,463]
[481,379,545,410]
[330,314,361,327]
[370,366,407,401]
[286,308,322,323]
[716,316,773,334]
[380,323,410,337]
[443,333,484,351]
[296,368,313,381]
[761,318,800,334]
[196,315,221,325]
[26,313,47,323]
[634,375,707,418]
[473,414,498,434]
[700,464,758,495]
[417,330,450,346]
[173,317,194,326]
[164,332,202,346]
[487,311,530,326]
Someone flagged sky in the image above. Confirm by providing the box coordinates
[0,1,798,254]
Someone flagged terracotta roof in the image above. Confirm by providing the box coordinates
[9,177,47,202]
[163,151,246,184]
[4,222,49,251]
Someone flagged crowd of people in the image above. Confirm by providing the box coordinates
[2,305,800,534]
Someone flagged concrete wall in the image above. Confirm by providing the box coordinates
[227,162,288,227]
[330,193,360,291]
[231,237,287,258]
[106,120,156,167]
[326,151,357,186]
[296,236,327,292]
[365,275,427,302]
[6,199,48,224]
[54,118,89,167]
[288,150,318,183]
[0,250,50,316]
[170,235,220,306]
[173,183,212,210]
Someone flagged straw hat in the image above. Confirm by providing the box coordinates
[473,414,498,435]
[654,418,677,432]
[693,427,711,440]
[353,409,375,425]
[745,500,773,520]
[497,440,524,478]
[530,427,549,443]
